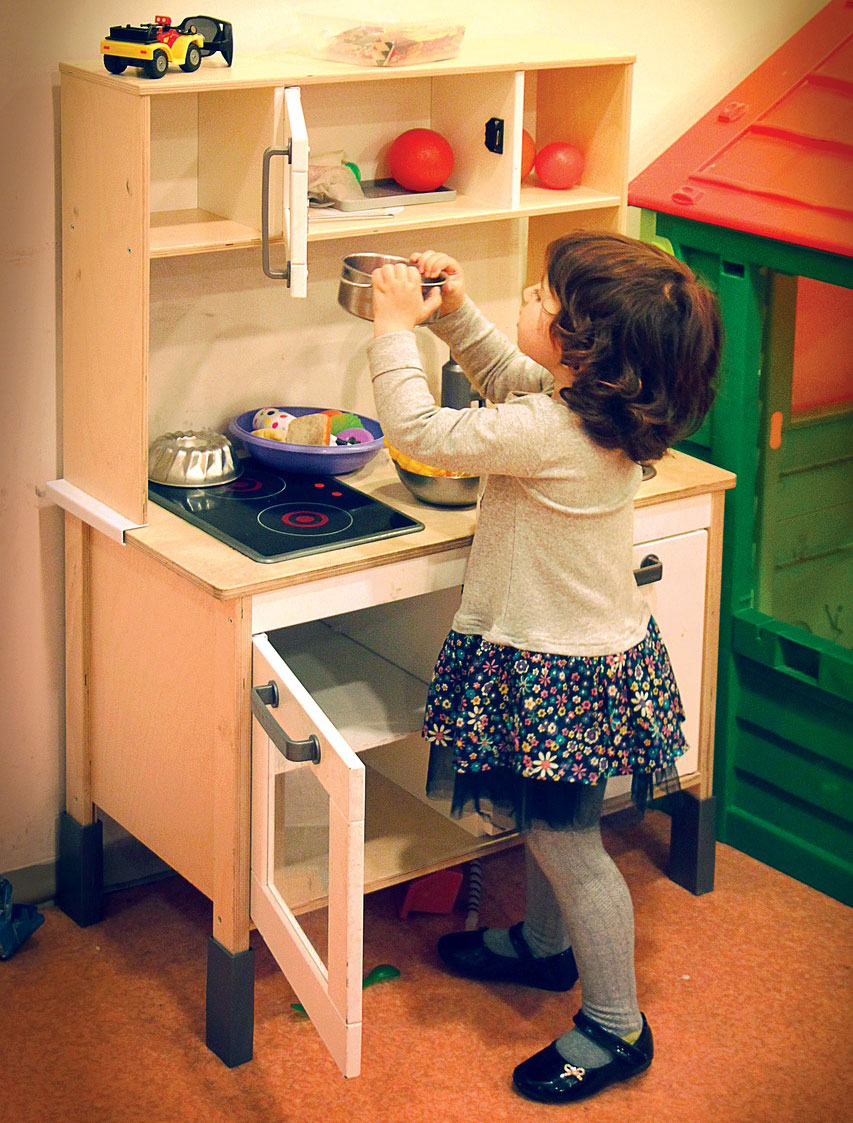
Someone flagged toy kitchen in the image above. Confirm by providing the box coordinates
[46,36,734,1078]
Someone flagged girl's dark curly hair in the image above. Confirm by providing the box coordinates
[545,231,722,464]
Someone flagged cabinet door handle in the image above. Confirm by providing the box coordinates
[261,145,292,283]
[634,554,663,587]
[251,681,321,764]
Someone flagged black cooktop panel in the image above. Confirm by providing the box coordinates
[148,461,423,563]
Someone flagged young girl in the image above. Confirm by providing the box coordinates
[367,231,721,1105]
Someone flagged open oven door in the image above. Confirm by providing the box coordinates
[262,86,309,297]
[250,632,365,1077]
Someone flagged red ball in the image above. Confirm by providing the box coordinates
[520,129,536,180]
[534,142,585,190]
[388,128,454,193]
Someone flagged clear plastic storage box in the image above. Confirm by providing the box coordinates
[297,15,465,67]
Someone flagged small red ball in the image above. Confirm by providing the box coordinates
[520,129,536,180]
[534,142,585,190]
[388,128,454,193]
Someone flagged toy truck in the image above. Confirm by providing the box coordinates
[101,14,233,78]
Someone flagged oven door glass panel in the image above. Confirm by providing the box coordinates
[251,633,364,1077]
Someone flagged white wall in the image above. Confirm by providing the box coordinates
[0,0,826,888]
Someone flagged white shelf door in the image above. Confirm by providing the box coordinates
[250,633,365,1077]
[263,87,309,296]
[283,86,309,296]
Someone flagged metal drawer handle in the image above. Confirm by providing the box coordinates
[634,554,663,587]
[251,680,321,764]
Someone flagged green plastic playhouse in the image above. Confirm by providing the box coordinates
[629,0,852,905]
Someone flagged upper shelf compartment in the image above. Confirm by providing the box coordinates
[144,59,631,257]
[149,87,279,256]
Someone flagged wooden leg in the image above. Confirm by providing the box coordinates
[64,513,93,821]
[665,791,717,895]
[206,596,254,1065]
[206,936,255,1067]
[57,514,104,925]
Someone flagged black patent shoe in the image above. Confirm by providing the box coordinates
[437,922,578,991]
[512,1009,653,1103]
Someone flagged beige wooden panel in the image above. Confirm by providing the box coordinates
[64,513,93,821]
[212,595,253,951]
[699,490,727,800]
[61,74,149,524]
[87,531,246,918]
[198,87,279,232]
[431,70,522,208]
[526,206,623,287]
[149,94,199,212]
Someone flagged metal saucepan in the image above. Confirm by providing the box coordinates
[337,253,446,322]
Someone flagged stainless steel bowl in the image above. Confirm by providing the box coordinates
[148,429,241,488]
[393,462,479,507]
[337,253,445,322]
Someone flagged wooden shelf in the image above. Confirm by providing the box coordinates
[150,209,263,256]
[306,187,621,243]
[59,41,636,95]
[149,188,622,257]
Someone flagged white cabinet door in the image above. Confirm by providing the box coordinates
[606,528,708,802]
[250,633,364,1077]
[262,87,308,296]
[633,529,708,772]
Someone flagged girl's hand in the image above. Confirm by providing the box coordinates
[410,251,466,316]
[371,263,443,337]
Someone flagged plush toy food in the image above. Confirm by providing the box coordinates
[252,407,294,431]
[250,408,369,446]
[286,412,333,446]
[252,427,288,441]
[335,427,373,444]
[329,411,363,435]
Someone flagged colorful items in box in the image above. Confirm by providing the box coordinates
[251,407,374,447]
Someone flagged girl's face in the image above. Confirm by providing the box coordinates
[517,277,564,375]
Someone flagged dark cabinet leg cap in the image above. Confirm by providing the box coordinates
[206,935,254,1067]
[664,792,717,895]
[56,812,104,927]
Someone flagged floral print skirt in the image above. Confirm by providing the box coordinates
[423,617,686,830]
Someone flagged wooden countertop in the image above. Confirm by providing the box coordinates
[126,449,735,601]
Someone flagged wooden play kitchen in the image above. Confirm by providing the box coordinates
[49,38,735,1077]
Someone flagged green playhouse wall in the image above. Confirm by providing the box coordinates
[640,210,853,906]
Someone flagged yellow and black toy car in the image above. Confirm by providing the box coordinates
[101,14,233,79]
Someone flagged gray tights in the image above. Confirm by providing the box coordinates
[523,783,643,1041]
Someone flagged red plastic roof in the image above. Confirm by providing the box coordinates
[629,0,853,257]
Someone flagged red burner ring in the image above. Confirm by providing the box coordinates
[226,476,264,492]
[282,509,330,527]
[257,502,354,537]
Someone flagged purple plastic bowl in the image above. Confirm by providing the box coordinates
[228,406,384,475]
